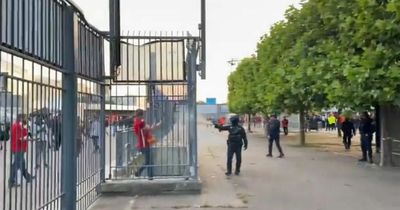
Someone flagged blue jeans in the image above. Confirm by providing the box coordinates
[9,152,32,184]
[136,148,153,178]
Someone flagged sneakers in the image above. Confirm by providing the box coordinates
[225,172,232,176]
[266,154,273,157]
[278,154,285,158]
[234,171,240,176]
[358,158,367,162]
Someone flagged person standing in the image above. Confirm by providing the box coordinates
[215,115,248,176]
[266,114,284,158]
[281,116,289,136]
[9,114,34,187]
[133,109,161,180]
[341,117,356,150]
[359,112,374,163]
[90,117,101,153]
[328,114,336,131]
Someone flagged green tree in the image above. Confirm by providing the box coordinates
[228,57,260,132]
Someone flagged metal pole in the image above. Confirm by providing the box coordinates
[200,0,206,79]
[188,42,199,179]
[61,6,78,210]
[100,85,106,182]
[109,0,121,78]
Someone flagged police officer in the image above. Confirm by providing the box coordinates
[215,115,248,176]
[359,112,374,163]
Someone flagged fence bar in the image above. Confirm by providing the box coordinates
[61,5,77,210]
[100,85,105,182]
[188,42,198,179]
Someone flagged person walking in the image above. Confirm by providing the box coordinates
[9,114,34,187]
[359,112,374,163]
[341,117,356,150]
[266,114,284,158]
[281,116,289,136]
[215,115,248,176]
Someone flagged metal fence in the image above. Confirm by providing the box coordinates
[0,0,106,210]
[1,0,202,209]
[105,34,199,180]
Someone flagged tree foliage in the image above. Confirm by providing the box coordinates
[228,57,260,115]
[229,0,400,113]
[227,0,400,144]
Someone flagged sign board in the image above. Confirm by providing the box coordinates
[206,98,216,105]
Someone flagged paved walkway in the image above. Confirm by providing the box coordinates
[90,124,400,210]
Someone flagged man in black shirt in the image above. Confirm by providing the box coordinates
[359,112,374,163]
[341,117,356,150]
[215,115,248,176]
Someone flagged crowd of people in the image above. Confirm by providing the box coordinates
[211,110,380,176]
[0,109,104,187]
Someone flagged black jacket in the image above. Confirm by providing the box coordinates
[216,124,248,148]
[341,120,355,136]
[359,117,374,136]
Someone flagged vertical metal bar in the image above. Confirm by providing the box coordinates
[0,0,3,44]
[100,84,106,182]
[187,43,198,179]
[61,6,77,210]
[200,0,206,79]
[20,59,25,210]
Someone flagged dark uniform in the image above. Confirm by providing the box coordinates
[267,117,284,158]
[359,114,374,163]
[216,116,248,176]
[341,119,356,150]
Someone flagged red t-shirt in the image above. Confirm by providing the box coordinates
[133,117,149,149]
[11,122,28,153]
[282,119,289,128]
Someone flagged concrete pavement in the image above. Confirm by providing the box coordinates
[90,124,400,210]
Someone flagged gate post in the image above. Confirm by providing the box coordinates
[100,85,106,181]
[187,41,199,179]
[61,6,78,210]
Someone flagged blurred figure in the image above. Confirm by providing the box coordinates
[90,116,101,153]
[266,114,284,158]
[341,117,356,150]
[359,112,374,163]
[328,114,336,131]
[9,114,34,187]
[281,116,289,136]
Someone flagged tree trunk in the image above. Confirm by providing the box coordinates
[247,113,252,132]
[299,108,306,146]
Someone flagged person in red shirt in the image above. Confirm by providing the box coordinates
[132,109,161,180]
[9,114,34,187]
[281,116,289,136]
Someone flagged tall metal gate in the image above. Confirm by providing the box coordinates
[105,33,200,180]
[1,0,205,209]
[0,0,106,209]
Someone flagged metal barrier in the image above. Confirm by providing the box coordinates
[1,0,203,209]
[106,33,199,180]
[0,0,105,209]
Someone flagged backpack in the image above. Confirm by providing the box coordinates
[228,125,243,144]
[0,123,10,141]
